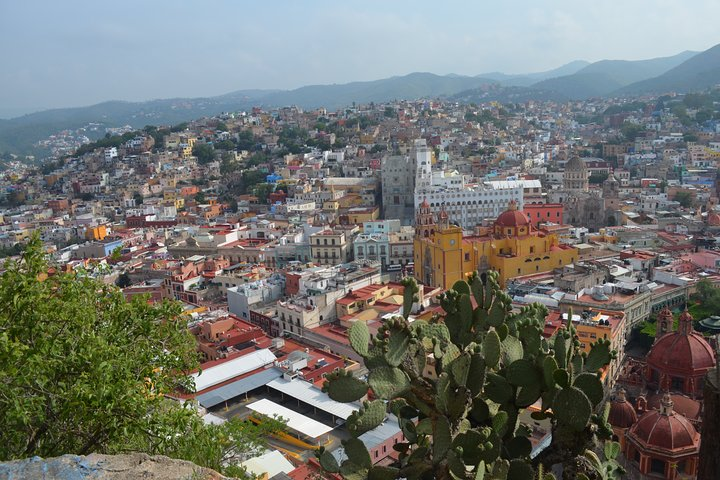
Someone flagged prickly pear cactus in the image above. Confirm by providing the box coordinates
[320,272,619,480]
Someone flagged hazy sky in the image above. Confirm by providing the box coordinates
[1,0,719,117]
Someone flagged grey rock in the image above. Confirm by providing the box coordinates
[0,453,231,480]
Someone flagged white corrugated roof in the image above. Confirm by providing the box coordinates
[247,398,334,438]
[241,450,295,479]
[267,377,360,420]
[191,348,276,392]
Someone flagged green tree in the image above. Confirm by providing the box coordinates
[674,191,694,208]
[254,183,274,204]
[109,246,123,262]
[589,173,609,185]
[195,191,206,204]
[215,139,235,151]
[192,143,216,164]
[133,192,144,205]
[692,278,720,313]
[0,236,283,476]
[236,130,256,151]
[116,271,132,288]
[318,274,621,480]
[245,152,268,168]
[620,122,644,142]
[220,152,240,175]
[0,236,198,459]
[0,243,24,259]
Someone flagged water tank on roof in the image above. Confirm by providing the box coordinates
[591,286,609,301]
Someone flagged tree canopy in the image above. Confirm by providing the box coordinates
[192,143,216,164]
[674,190,694,208]
[0,236,283,476]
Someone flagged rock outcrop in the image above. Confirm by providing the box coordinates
[0,453,231,480]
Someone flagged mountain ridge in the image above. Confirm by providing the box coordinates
[2,45,719,157]
[530,50,699,99]
[617,44,720,94]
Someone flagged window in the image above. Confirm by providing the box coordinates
[530,246,534,254]
[465,253,470,261]
[324,238,328,245]
[672,377,683,390]
[650,459,665,475]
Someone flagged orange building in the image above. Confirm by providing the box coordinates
[85,224,107,241]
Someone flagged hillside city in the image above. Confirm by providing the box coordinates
[4,90,720,479]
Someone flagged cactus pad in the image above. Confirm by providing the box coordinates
[348,321,370,356]
[368,366,410,399]
[483,330,501,368]
[324,371,368,402]
[347,399,386,436]
[553,386,592,432]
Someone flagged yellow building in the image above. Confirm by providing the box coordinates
[414,200,578,289]
[344,206,380,224]
[85,225,107,241]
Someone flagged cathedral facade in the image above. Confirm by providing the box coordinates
[413,200,578,289]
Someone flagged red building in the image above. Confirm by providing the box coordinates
[523,203,563,227]
[47,198,70,213]
[268,190,287,204]
[190,315,265,361]
[624,394,700,479]
[646,308,715,397]
[285,272,302,296]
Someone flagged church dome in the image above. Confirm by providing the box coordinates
[647,393,702,421]
[608,389,638,429]
[420,197,430,209]
[495,201,529,228]
[565,154,587,172]
[647,311,715,378]
[707,211,720,226]
[627,395,699,453]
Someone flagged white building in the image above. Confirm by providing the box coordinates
[227,276,285,321]
[104,147,118,161]
[414,140,524,229]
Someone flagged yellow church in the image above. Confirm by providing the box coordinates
[413,199,578,289]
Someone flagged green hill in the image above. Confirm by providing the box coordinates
[618,43,720,94]
[253,72,498,109]
[531,50,698,99]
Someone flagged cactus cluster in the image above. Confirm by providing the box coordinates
[320,271,620,480]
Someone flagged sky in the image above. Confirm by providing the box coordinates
[1,0,720,117]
